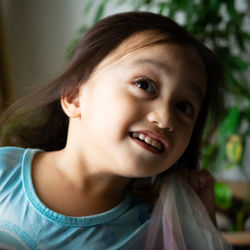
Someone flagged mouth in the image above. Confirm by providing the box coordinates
[128,132,166,154]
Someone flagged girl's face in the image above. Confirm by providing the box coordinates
[66,33,207,178]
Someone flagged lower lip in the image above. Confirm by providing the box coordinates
[130,136,163,155]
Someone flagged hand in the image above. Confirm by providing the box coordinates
[187,169,217,226]
[169,166,217,226]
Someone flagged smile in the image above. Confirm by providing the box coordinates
[129,132,165,154]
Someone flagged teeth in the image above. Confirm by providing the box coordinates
[152,140,162,149]
[131,132,163,150]
[145,137,152,144]
[133,132,139,138]
[138,134,146,140]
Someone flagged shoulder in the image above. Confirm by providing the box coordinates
[0,146,26,177]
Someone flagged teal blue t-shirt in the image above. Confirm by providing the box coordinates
[0,147,151,249]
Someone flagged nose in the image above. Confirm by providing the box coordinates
[146,106,174,131]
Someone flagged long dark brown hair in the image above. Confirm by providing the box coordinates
[0,12,224,201]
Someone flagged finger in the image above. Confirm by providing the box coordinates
[197,170,215,204]
[198,170,214,189]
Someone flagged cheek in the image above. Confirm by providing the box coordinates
[86,93,140,139]
[107,96,141,135]
[174,125,194,155]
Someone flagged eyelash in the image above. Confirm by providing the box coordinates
[134,77,158,95]
[133,77,196,117]
[176,101,195,116]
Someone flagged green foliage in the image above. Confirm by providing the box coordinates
[215,182,232,209]
[68,0,250,101]
[68,0,250,172]
[67,0,250,231]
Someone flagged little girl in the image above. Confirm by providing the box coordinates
[0,12,231,249]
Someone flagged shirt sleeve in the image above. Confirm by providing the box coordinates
[0,147,25,184]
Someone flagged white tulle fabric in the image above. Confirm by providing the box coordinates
[141,174,232,250]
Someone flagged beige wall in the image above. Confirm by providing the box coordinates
[0,0,86,99]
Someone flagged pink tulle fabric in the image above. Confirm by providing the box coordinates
[141,174,232,250]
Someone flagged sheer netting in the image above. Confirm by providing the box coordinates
[142,174,232,250]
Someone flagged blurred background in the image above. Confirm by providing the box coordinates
[0,0,250,248]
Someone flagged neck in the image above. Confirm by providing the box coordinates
[35,146,130,207]
[61,148,129,189]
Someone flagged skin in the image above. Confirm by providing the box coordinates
[32,32,215,224]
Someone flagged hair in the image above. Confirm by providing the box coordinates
[0,11,224,203]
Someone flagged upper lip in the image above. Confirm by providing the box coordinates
[131,130,169,150]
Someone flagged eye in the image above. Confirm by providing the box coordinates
[134,78,157,95]
[176,101,194,116]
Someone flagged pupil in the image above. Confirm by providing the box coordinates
[138,80,148,89]
[177,103,186,112]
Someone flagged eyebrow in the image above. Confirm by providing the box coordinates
[132,58,171,72]
[186,82,205,104]
[132,58,205,104]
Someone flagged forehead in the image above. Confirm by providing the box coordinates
[96,31,167,68]
[94,31,207,78]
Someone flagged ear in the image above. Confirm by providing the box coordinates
[61,95,81,119]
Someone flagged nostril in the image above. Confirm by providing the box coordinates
[146,109,174,131]
[165,124,174,131]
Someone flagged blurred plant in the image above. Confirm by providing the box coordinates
[68,0,250,231]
